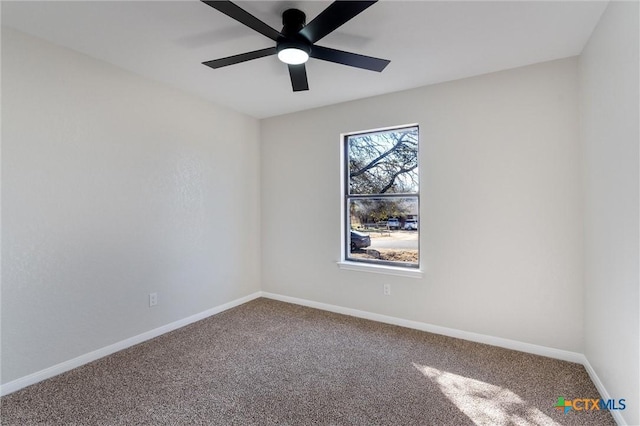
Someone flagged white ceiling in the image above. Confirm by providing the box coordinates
[2,1,607,119]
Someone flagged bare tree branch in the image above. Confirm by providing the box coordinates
[379,164,419,194]
[350,131,411,178]
[348,127,419,195]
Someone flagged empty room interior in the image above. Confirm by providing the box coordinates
[1,1,638,425]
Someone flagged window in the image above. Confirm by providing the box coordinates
[342,125,419,269]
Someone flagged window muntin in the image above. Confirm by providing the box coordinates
[344,125,419,268]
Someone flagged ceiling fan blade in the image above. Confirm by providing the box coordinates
[299,1,377,44]
[203,47,277,69]
[288,64,309,92]
[310,45,390,72]
[201,0,282,41]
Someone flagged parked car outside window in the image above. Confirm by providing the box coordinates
[387,218,400,230]
[404,219,418,230]
[350,230,371,250]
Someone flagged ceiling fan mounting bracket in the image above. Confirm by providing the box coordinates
[281,9,307,36]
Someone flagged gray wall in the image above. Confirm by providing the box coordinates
[580,2,639,424]
[1,29,262,383]
[261,58,584,353]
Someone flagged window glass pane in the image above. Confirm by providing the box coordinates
[348,126,419,195]
[347,197,418,267]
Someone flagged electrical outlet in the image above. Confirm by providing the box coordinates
[149,292,158,307]
[383,284,391,296]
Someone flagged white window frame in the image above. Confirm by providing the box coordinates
[338,124,423,278]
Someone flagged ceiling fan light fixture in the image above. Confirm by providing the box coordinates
[277,47,309,65]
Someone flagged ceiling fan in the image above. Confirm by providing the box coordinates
[201,0,390,92]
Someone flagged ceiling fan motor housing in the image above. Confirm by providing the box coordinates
[277,9,311,54]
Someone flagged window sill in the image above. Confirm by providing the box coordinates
[337,261,424,278]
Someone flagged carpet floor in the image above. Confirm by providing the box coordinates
[1,298,615,425]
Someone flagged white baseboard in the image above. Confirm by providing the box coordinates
[0,292,262,397]
[582,358,627,425]
[261,292,585,363]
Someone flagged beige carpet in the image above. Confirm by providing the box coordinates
[1,298,614,425]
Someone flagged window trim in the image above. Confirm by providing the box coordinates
[340,123,422,273]
[336,260,424,278]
